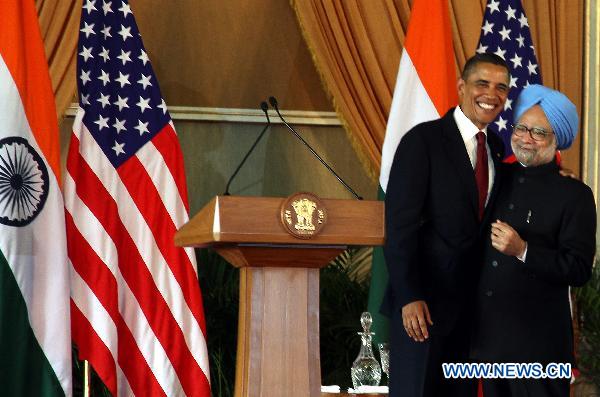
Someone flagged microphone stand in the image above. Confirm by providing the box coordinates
[268,96,363,200]
[224,102,271,196]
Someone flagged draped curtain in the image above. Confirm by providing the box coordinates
[35,0,584,172]
[292,0,584,177]
[36,0,80,120]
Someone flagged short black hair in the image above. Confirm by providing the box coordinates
[461,53,510,81]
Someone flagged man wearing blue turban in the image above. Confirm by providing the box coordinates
[471,84,597,397]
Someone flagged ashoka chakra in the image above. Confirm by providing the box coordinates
[0,137,50,227]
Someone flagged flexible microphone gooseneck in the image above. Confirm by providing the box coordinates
[223,102,271,196]
[268,96,362,200]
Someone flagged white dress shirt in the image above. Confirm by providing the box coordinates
[453,106,495,204]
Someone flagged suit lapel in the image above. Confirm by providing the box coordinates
[440,110,478,217]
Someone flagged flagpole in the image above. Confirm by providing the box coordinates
[83,360,91,397]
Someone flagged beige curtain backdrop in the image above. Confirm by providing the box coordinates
[292,0,584,177]
[36,0,80,120]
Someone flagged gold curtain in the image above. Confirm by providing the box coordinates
[292,0,584,177]
[36,0,80,120]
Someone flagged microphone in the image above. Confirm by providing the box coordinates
[268,96,362,200]
[223,101,271,196]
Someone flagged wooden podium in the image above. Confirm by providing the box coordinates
[175,195,384,397]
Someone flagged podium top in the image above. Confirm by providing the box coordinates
[175,195,384,248]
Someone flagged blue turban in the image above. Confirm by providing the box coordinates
[513,84,579,150]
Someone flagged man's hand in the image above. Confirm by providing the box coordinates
[491,220,526,257]
[559,167,577,179]
[402,300,433,342]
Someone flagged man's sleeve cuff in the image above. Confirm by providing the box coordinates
[517,242,528,262]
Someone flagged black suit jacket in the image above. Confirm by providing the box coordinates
[471,161,596,364]
[382,108,504,335]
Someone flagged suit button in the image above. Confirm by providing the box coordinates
[485,290,493,297]
[492,260,498,267]
[518,177,525,183]
[508,203,514,210]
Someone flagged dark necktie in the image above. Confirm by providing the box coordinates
[475,131,489,220]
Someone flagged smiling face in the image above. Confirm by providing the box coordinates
[511,105,557,167]
[457,62,510,130]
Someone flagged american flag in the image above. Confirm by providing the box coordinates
[476,0,542,156]
[65,1,210,396]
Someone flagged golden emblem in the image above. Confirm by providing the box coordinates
[281,192,327,238]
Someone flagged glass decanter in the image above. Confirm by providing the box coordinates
[378,342,390,385]
[350,312,382,388]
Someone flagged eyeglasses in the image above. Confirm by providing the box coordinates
[512,123,553,141]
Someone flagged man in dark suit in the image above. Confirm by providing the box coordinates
[382,53,510,397]
[471,84,596,397]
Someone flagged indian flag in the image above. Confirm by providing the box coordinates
[0,1,72,396]
[367,0,458,343]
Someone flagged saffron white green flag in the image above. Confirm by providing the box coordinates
[367,0,458,343]
[0,1,72,395]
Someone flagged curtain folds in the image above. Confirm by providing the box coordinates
[292,0,404,179]
[35,1,584,171]
[36,0,80,120]
[292,0,584,177]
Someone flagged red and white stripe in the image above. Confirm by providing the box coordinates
[66,109,210,397]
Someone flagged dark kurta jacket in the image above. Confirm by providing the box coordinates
[382,108,504,335]
[472,160,596,364]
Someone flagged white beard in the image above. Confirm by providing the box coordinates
[511,139,557,167]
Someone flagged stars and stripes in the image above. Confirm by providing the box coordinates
[76,0,169,165]
[476,0,542,155]
[66,1,210,396]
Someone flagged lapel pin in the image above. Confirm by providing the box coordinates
[526,210,532,223]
